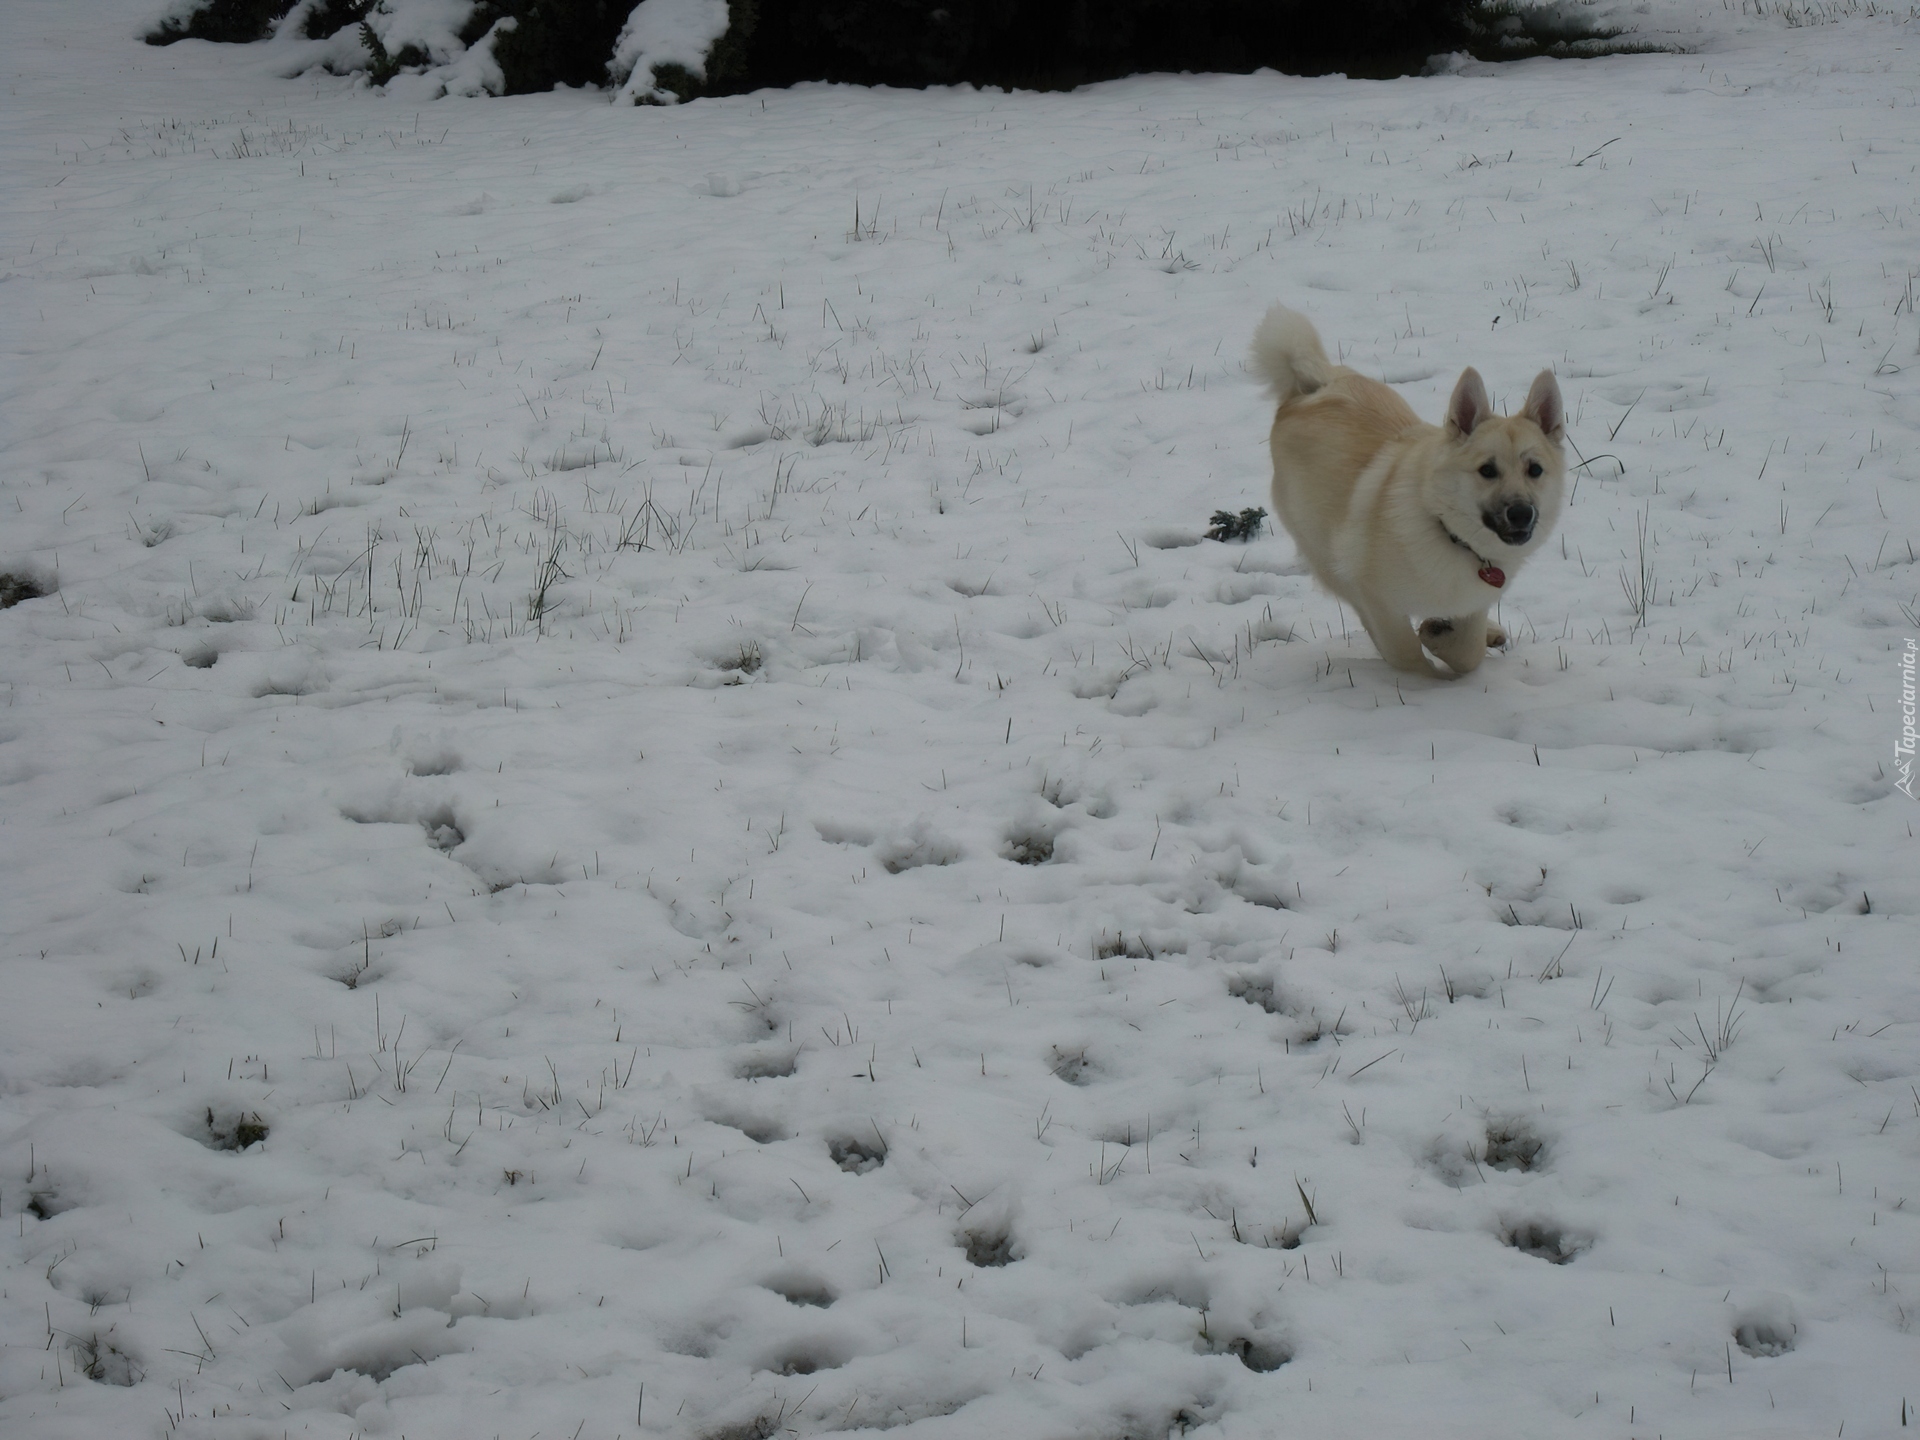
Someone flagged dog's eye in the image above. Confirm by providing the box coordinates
[1478,462,1499,479]
[1526,460,1544,478]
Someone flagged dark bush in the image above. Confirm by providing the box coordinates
[146,0,385,45]
[360,21,431,81]
[0,573,48,609]
[464,0,637,92]
[305,0,378,38]
[146,0,297,45]
[734,0,1478,92]
[147,0,1639,97]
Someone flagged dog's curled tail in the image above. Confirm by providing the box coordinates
[1249,304,1334,403]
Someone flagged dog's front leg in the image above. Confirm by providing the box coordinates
[1357,602,1446,676]
[1418,612,1498,675]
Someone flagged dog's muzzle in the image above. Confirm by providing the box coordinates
[1483,502,1536,547]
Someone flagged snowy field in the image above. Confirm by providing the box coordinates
[4,1,1920,1435]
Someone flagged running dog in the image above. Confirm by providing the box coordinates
[1251,305,1565,676]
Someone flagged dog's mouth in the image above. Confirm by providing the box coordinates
[1482,503,1537,548]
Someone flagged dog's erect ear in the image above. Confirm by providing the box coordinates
[1522,369,1564,439]
[1446,367,1491,436]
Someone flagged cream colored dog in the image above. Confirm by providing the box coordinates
[1251,305,1566,677]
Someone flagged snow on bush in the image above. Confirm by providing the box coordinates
[610,0,735,103]
[309,0,515,97]
[144,0,737,100]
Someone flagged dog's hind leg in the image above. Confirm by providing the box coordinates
[1418,613,1496,675]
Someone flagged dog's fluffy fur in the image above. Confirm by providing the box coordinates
[1251,305,1566,676]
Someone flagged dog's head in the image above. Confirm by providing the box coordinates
[1426,366,1566,558]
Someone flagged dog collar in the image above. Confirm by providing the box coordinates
[1442,525,1505,589]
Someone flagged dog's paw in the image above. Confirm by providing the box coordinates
[1422,617,1506,651]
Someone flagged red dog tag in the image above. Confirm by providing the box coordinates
[1478,564,1506,588]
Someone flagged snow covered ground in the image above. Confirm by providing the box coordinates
[4,2,1919,1435]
